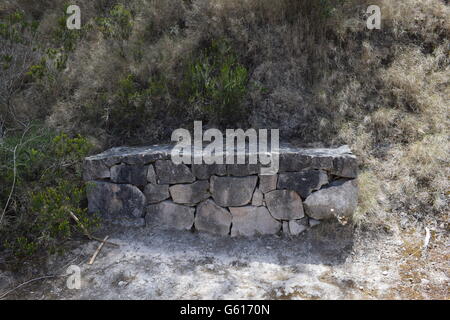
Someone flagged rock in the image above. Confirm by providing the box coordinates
[282,221,290,236]
[169,181,210,205]
[84,145,173,166]
[279,152,313,172]
[195,199,232,235]
[87,181,145,218]
[110,164,148,186]
[309,218,321,227]
[265,190,304,220]
[147,165,157,184]
[278,145,356,175]
[332,155,358,178]
[303,180,358,220]
[289,219,308,236]
[83,159,110,181]
[192,163,226,180]
[154,160,195,184]
[144,184,170,204]
[146,201,195,230]
[259,174,277,193]
[210,176,257,207]
[229,206,281,237]
[277,170,328,198]
[226,163,259,176]
[251,188,264,206]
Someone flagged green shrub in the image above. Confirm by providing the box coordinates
[182,39,249,125]
[53,15,80,52]
[97,4,133,40]
[0,127,98,260]
[0,10,39,43]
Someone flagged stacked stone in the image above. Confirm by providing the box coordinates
[84,144,358,237]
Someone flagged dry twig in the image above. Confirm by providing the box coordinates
[0,275,64,300]
[69,211,119,247]
[88,236,109,265]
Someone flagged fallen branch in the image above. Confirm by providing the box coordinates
[69,211,119,247]
[0,274,63,300]
[88,236,109,265]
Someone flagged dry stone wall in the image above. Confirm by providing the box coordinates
[84,144,358,236]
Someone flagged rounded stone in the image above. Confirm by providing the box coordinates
[265,190,305,220]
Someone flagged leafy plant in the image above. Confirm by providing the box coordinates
[97,4,133,40]
[182,39,249,125]
[0,126,97,259]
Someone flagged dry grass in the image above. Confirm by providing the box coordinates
[0,0,448,228]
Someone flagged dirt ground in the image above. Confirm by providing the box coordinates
[0,218,448,300]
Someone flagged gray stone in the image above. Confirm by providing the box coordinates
[279,152,313,172]
[210,175,257,207]
[332,155,358,178]
[309,218,321,227]
[303,180,358,220]
[251,188,264,206]
[84,144,357,176]
[83,159,110,181]
[87,181,145,218]
[265,190,305,220]
[154,160,195,184]
[259,174,277,194]
[278,144,356,174]
[144,184,170,204]
[195,199,232,235]
[277,170,328,199]
[169,181,210,205]
[226,163,259,176]
[192,163,226,180]
[229,206,281,237]
[289,219,308,236]
[282,221,290,236]
[84,145,173,167]
[147,165,157,184]
[146,201,195,230]
[110,164,148,186]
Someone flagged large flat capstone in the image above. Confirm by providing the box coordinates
[84,143,358,236]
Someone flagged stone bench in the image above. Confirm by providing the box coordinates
[83,144,358,236]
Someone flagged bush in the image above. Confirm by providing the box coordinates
[0,10,39,111]
[97,4,133,40]
[0,126,98,260]
[182,39,249,125]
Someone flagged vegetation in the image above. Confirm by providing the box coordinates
[0,0,448,265]
[0,127,98,261]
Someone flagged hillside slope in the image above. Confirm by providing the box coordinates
[0,0,448,295]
